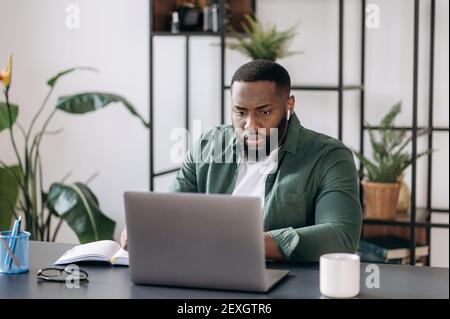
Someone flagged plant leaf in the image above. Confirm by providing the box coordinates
[351,102,435,182]
[393,128,430,157]
[56,92,150,128]
[0,102,19,133]
[399,149,436,173]
[228,15,299,61]
[380,101,401,129]
[47,182,115,243]
[388,129,407,152]
[351,149,379,181]
[367,127,386,162]
[47,67,98,88]
[0,165,21,230]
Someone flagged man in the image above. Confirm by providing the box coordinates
[122,60,362,263]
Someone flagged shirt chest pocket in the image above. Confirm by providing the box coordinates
[266,192,307,229]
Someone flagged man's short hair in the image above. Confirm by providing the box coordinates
[230,59,291,96]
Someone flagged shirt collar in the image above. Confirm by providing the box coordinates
[280,112,301,155]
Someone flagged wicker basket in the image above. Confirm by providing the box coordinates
[361,180,402,220]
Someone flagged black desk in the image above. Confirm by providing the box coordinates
[0,241,448,299]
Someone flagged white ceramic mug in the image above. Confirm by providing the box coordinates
[320,253,361,298]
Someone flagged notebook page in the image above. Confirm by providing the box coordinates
[111,248,129,266]
[54,240,121,265]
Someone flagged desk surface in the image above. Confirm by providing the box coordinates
[0,241,448,299]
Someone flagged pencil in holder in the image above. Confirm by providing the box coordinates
[0,231,30,274]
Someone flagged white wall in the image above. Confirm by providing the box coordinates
[0,0,448,267]
[0,0,149,243]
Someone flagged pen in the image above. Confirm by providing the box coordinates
[0,237,20,268]
[4,216,21,270]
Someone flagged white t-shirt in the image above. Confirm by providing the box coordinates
[231,148,279,208]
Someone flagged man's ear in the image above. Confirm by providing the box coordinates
[287,95,295,114]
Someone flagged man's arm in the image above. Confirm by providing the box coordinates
[264,233,284,261]
[267,147,362,263]
[169,140,199,193]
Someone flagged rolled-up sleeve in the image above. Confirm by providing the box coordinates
[268,148,362,263]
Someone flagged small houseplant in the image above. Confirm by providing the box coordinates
[352,102,433,220]
[0,54,149,243]
[227,15,300,61]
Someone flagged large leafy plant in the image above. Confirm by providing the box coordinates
[352,102,432,183]
[0,54,149,243]
[227,15,300,61]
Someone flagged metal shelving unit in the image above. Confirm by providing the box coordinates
[360,0,449,266]
[149,0,238,190]
[149,0,449,266]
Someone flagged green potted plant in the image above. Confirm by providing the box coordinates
[0,54,149,243]
[227,15,300,61]
[352,102,433,220]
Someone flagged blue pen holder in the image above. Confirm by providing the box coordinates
[0,231,30,274]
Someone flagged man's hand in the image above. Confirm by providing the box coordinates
[264,232,284,261]
[120,228,128,251]
[121,227,283,260]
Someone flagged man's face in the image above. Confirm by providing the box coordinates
[231,81,292,157]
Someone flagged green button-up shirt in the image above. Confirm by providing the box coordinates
[170,114,362,263]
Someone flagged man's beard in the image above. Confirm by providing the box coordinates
[234,112,289,162]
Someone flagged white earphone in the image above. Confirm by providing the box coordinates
[287,109,292,121]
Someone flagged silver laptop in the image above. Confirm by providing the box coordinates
[124,191,289,292]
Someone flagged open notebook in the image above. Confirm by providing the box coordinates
[54,240,129,266]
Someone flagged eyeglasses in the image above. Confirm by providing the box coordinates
[36,266,89,283]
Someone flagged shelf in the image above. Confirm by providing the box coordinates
[152,0,254,33]
[363,125,449,132]
[433,127,450,132]
[152,31,221,37]
[364,219,449,229]
[152,167,181,177]
[291,84,364,91]
[342,85,365,90]
[151,31,252,38]
[223,84,364,91]
[363,208,449,228]
[431,208,450,213]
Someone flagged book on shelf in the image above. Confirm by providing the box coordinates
[357,235,429,264]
